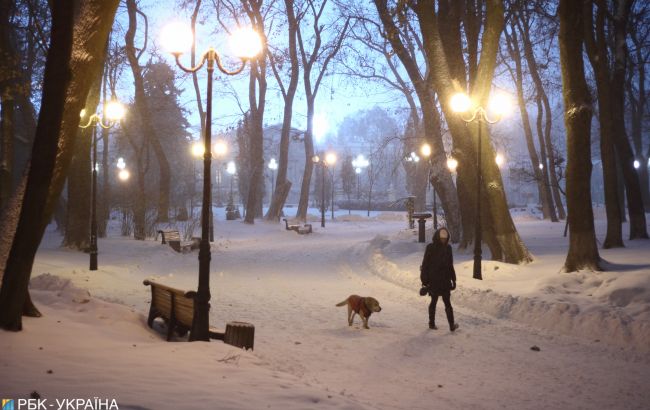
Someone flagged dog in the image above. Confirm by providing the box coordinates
[336,295,382,329]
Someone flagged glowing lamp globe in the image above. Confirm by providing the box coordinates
[495,153,505,167]
[226,161,236,175]
[105,100,125,122]
[230,27,263,59]
[633,160,640,169]
[191,142,205,157]
[488,92,512,118]
[214,140,228,157]
[161,22,194,55]
[118,169,130,181]
[420,143,432,158]
[450,93,471,113]
[447,157,458,172]
[325,152,337,166]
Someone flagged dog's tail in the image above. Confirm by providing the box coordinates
[335,298,349,307]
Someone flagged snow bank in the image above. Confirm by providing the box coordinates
[1,273,370,410]
[360,234,650,352]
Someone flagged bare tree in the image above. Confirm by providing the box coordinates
[265,0,302,221]
[125,0,172,222]
[295,0,350,221]
[558,0,601,271]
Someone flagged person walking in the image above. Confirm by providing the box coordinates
[420,227,459,331]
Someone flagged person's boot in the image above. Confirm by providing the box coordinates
[445,306,458,332]
[429,322,437,330]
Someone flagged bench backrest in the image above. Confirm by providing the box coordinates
[164,230,181,242]
[143,280,194,328]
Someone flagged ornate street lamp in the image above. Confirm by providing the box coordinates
[79,99,125,271]
[162,22,262,341]
[451,91,511,280]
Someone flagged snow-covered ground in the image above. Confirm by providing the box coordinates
[1,208,649,410]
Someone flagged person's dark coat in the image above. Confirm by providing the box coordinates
[420,228,456,293]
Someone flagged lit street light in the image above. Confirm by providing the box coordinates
[79,99,125,271]
[451,91,511,280]
[351,154,369,200]
[268,158,278,195]
[162,22,262,341]
[313,152,336,227]
[495,153,505,167]
[419,143,438,229]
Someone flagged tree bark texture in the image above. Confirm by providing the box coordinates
[63,69,104,250]
[583,0,624,248]
[559,0,602,272]
[242,0,268,224]
[0,0,110,330]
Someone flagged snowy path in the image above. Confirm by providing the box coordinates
[5,216,649,409]
[200,221,650,410]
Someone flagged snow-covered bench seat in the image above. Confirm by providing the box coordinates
[143,280,222,341]
[156,229,199,253]
[282,218,312,234]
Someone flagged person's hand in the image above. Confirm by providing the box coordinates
[450,281,456,290]
[419,284,429,296]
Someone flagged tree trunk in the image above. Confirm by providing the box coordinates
[125,0,171,223]
[517,14,566,219]
[266,0,300,221]
[534,96,558,221]
[583,1,623,248]
[63,68,104,249]
[63,127,92,249]
[559,0,601,272]
[0,93,13,211]
[0,0,119,330]
[504,26,554,220]
[296,103,315,222]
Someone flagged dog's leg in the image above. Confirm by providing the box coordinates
[360,312,369,329]
[347,305,354,326]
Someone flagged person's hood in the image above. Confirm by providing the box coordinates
[432,228,450,245]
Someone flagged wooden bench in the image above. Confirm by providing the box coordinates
[143,279,198,341]
[283,218,312,235]
[143,280,255,349]
[156,229,199,253]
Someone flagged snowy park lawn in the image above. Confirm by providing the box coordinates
[1,208,649,409]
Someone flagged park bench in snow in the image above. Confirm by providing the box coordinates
[143,279,254,349]
[156,229,199,253]
[283,218,312,235]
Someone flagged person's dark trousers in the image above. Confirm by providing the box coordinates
[429,290,454,329]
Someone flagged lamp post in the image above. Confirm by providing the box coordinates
[450,91,510,280]
[419,143,439,229]
[79,99,125,271]
[313,152,336,227]
[162,22,262,341]
[268,158,278,198]
[352,154,369,201]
